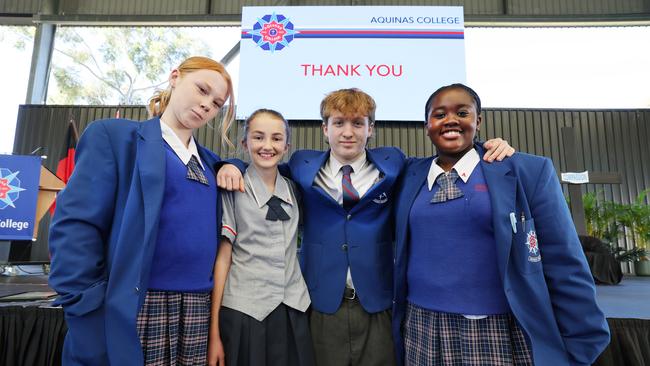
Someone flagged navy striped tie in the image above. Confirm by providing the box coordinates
[341,165,359,211]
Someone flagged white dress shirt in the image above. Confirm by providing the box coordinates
[427,148,480,191]
[160,120,205,170]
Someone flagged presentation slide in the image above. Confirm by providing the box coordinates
[238,6,466,121]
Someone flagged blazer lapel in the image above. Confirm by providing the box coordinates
[197,145,218,177]
[352,149,390,212]
[302,150,341,208]
[137,118,166,249]
[480,159,516,281]
[395,157,432,247]
[196,144,221,227]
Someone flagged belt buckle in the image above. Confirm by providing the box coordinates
[344,287,356,300]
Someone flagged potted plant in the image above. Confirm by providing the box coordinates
[618,189,650,276]
[581,192,650,283]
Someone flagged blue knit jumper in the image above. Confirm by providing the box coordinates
[407,166,510,315]
[148,143,218,292]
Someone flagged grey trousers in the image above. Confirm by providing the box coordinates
[310,297,396,366]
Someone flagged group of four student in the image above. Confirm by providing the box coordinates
[49,56,609,366]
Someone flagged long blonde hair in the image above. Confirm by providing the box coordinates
[148,56,236,146]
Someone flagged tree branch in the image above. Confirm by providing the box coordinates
[53,47,126,98]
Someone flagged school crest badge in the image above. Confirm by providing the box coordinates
[526,230,541,262]
[0,168,25,209]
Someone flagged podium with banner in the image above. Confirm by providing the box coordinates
[0,154,65,262]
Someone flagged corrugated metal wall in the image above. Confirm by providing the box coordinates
[0,0,42,14]
[222,0,506,16]
[10,105,650,267]
[58,0,210,15]
[14,105,650,202]
[508,0,649,15]
[1,0,649,18]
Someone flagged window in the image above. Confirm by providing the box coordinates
[0,26,35,153]
[46,26,241,105]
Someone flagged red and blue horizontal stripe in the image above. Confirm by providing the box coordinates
[242,29,463,39]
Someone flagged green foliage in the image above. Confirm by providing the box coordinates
[583,190,650,261]
[47,27,212,105]
[618,190,650,256]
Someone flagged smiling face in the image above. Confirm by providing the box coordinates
[164,68,228,131]
[323,111,373,164]
[426,87,482,162]
[244,113,289,172]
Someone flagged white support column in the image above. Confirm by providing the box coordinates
[25,23,56,104]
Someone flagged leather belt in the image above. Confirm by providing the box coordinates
[343,287,356,300]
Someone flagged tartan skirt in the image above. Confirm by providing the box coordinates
[404,303,533,366]
[136,290,211,366]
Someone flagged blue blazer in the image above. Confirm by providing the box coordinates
[49,118,223,366]
[392,145,609,366]
[284,147,405,314]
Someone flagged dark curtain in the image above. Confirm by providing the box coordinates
[593,318,650,366]
[580,236,623,285]
[1,307,648,366]
[0,306,66,366]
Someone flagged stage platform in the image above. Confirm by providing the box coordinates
[596,275,650,319]
[0,274,54,304]
[1,274,649,365]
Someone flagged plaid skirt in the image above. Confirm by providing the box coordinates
[404,303,533,366]
[137,290,211,366]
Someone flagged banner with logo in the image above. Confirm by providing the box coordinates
[238,6,466,121]
[0,155,41,240]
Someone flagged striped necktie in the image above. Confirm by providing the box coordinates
[186,155,209,186]
[431,169,464,203]
[341,164,359,211]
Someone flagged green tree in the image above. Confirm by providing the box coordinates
[48,27,212,105]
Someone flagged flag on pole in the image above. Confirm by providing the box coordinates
[49,120,79,215]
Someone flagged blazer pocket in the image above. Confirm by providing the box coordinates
[512,218,543,274]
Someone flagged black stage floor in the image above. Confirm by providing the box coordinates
[0,274,53,302]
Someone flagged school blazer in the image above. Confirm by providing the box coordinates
[392,145,610,366]
[49,118,224,366]
[284,147,405,314]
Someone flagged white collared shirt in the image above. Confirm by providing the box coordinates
[427,148,480,191]
[315,150,381,205]
[160,120,205,170]
[314,150,381,289]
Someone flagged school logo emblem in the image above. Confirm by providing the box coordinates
[0,168,26,209]
[373,192,388,204]
[250,13,297,52]
[526,230,541,262]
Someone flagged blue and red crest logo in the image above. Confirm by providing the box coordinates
[0,168,26,209]
[249,13,297,52]
[526,230,541,262]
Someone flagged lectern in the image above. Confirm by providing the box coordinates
[0,155,65,263]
